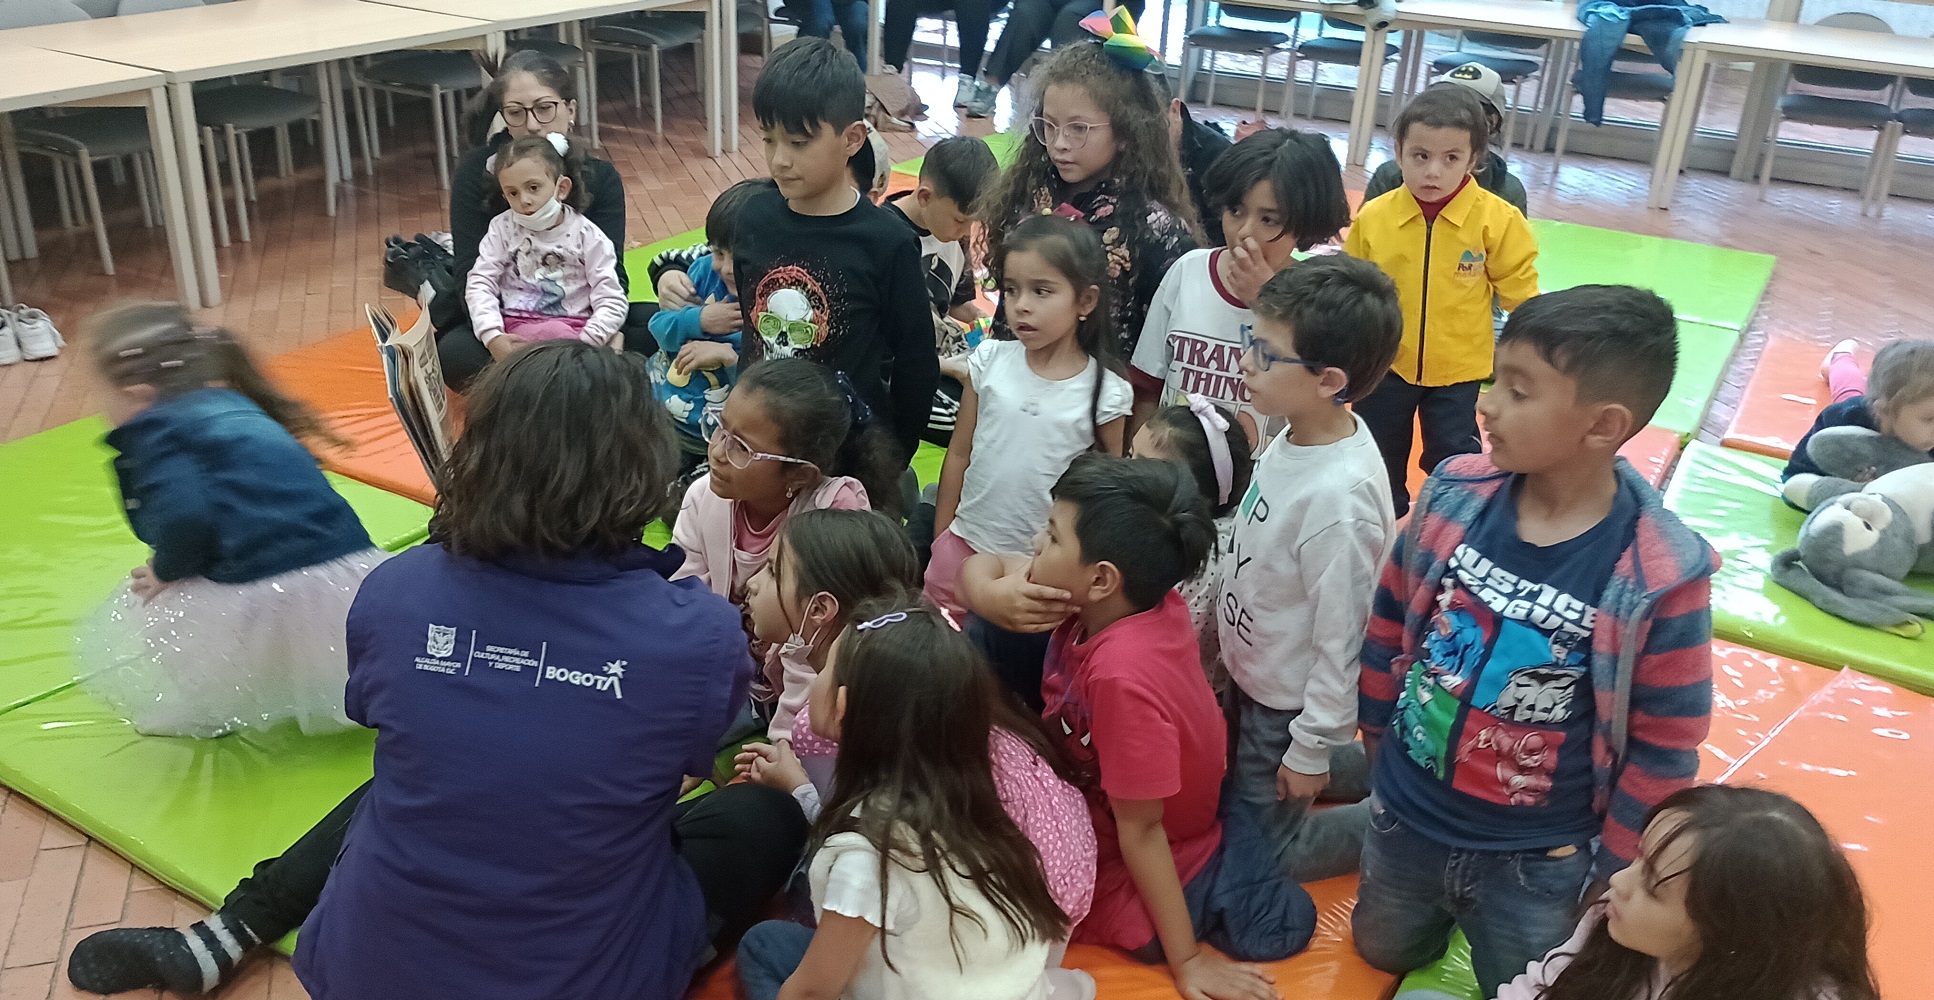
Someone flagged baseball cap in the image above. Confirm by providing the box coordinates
[1432,62,1506,109]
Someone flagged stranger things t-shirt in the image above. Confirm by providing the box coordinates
[1373,478,1638,851]
[1041,591,1226,951]
[733,187,940,455]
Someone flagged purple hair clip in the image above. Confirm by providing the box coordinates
[855,611,908,631]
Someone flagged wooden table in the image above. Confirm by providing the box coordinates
[13,0,498,306]
[0,47,194,308]
[365,0,738,154]
[1649,18,1934,208]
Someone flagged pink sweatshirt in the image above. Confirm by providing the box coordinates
[463,206,628,347]
[669,473,869,741]
[792,703,1098,925]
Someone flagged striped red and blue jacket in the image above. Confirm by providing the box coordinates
[1359,454,1718,874]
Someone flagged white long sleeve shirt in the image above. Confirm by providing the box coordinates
[1218,415,1395,775]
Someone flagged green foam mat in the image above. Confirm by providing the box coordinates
[1,418,430,711]
[623,227,708,303]
[1662,443,1934,694]
[891,128,1022,176]
[0,684,374,917]
[1652,321,1744,437]
[1529,220,1775,333]
[1398,932,1478,1000]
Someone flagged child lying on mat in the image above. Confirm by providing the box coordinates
[1784,339,1934,481]
[463,133,628,361]
[74,302,388,739]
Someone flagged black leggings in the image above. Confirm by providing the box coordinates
[881,0,1007,79]
[984,0,1142,84]
[222,780,809,952]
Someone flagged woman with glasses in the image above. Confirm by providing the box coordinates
[978,42,1198,363]
[431,49,650,390]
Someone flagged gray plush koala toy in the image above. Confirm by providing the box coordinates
[1776,427,1934,636]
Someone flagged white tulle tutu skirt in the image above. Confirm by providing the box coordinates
[75,548,390,738]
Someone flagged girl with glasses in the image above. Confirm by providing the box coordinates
[672,358,903,721]
[980,40,1199,367]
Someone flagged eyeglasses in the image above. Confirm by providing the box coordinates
[1240,327,1319,374]
[757,311,820,350]
[1029,117,1111,150]
[714,429,814,471]
[501,100,565,126]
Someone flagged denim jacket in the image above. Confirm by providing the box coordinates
[107,388,373,584]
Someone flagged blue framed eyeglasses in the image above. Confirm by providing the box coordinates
[1240,327,1319,374]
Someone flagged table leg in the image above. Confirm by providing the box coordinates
[868,0,883,75]
[317,62,343,215]
[328,62,353,188]
[1729,58,1784,181]
[168,81,220,306]
[707,0,723,157]
[140,86,201,311]
[1533,39,1573,155]
[1346,23,1386,167]
[724,0,739,152]
[1647,44,1708,209]
[0,114,38,261]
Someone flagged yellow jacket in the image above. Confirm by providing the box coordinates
[1343,180,1539,386]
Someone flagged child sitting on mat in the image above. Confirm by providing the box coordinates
[735,600,1082,1000]
[672,358,903,738]
[1784,339,1934,481]
[647,179,773,474]
[74,302,388,738]
[1427,786,1878,1000]
[463,132,628,361]
[972,455,1319,999]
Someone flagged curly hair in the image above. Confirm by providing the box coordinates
[979,42,1198,269]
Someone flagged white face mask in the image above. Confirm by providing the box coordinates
[776,593,831,663]
[512,196,565,231]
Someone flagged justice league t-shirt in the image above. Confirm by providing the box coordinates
[1373,477,1638,851]
[733,187,941,456]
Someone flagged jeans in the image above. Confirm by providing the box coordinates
[882,0,1006,78]
[1350,374,1483,518]
[1351,796,1592,999]
[1228,694,1373,883]
[984,0,1142,84]
[801,0,871,69]
[966,613,1053,713]
[1126,799,1318,964]
[1576,0,1722,125]
[223,781,810,955]
[738,919,816,1000]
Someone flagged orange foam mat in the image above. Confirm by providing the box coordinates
[1718,669,1933,999]
[1699,642,1835,780]
[685,876,1394,1000]
[1721,335,1838,461]
[1402,422,1683,497]
[265,329,441,505]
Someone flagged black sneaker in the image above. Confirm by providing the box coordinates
[383,236,427,297]
[67,927,209,995]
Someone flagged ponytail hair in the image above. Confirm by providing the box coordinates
[1142,400,1254,518]
[489,132,590,212]
[734,358,905,517]
[83,302,346,453]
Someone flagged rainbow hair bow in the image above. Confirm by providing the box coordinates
[1079,7,1159,72]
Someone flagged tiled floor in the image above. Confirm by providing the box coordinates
[2,33,1933,1000]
